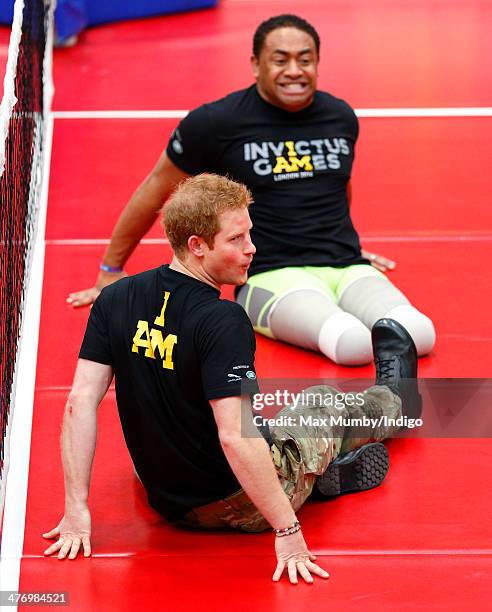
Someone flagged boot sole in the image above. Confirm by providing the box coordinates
[316,443,389,497]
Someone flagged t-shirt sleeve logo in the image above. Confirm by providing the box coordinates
[131,291,178,370]
[171,128,184,154]
[227,364,256,383]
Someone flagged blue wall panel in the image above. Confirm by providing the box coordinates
[0,1,218,41]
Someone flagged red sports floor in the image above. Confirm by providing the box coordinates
[3,0,492,609]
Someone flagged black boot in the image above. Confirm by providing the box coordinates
[314,442,389,497]
[372,318,422,419]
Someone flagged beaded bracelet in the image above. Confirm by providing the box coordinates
[274,520,301,538]
[100,263,123,273]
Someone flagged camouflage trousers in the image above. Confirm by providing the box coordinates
[181,385,401,533]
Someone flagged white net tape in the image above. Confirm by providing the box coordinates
[0,0,25,178]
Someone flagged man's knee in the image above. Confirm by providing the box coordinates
[318,312,372,365]
[384,304,435,356]
[338,276,435,356]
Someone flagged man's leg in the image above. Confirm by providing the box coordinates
[315,317,422,496]
[181,319,420,531]
[266,382,398,502]
[181,385,400,532]
[236,267,372,365]
[336,266,436,356]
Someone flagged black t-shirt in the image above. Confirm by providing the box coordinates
[167,85,368,276]
[79,265,259,522]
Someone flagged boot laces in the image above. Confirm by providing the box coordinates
[376,358,397,383]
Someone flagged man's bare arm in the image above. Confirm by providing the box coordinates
[67,152,190,307]
[210,396,329,584]
[43,359,113,559]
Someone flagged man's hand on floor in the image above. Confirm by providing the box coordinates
[43,506,92,560]
[67,270,128,307]
[273,530,329,584]
[361,248,396,272]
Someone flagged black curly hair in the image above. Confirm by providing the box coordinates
[252,14,320,57]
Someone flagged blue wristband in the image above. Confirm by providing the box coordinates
[100,263,123,273]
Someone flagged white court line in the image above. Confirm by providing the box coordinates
[51,107,492,120]
[361,235,492,242]
[52,110,189,119]
[46,238,170,245]
[45,235,492,246]
[17,547,492,558]
[36,385,116,392]
[356,107,492,117]
[0,115,53,597]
